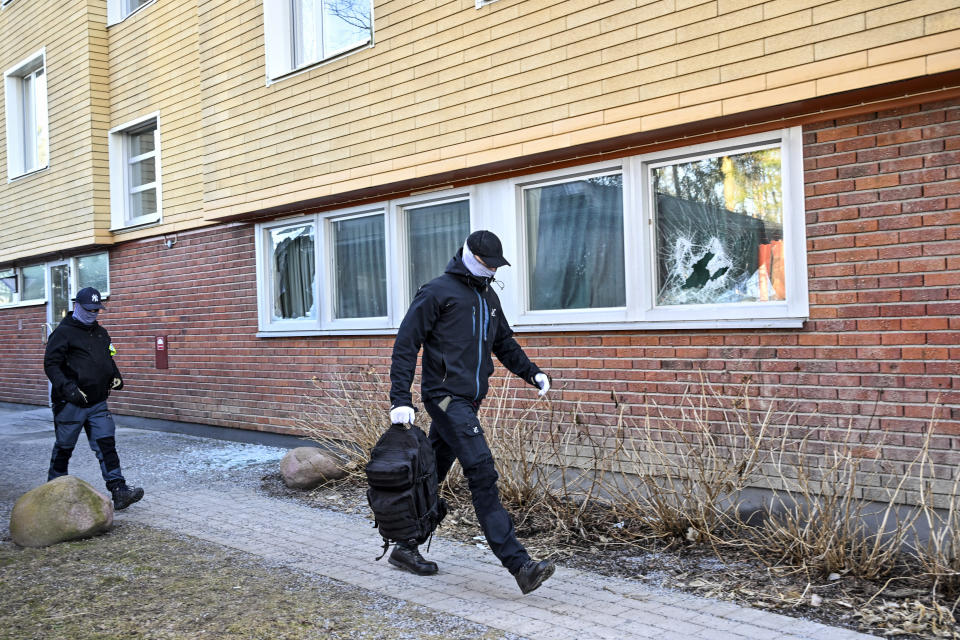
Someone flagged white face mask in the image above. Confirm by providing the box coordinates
[462,242,496,278]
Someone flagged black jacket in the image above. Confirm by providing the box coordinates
[44,313,123,412]
[390,250,542,408]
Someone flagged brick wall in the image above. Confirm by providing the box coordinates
[0,304,50,407]
[1,99,957,488]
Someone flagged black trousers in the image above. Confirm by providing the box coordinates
[424,395,529,574]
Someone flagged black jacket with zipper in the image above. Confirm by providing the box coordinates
[390,250,542,409]
[44,313,123,413]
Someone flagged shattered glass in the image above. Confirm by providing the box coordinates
[653,147,785,306]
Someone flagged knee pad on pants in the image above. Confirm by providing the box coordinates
[51,446,74,474]
[95,436,121,472]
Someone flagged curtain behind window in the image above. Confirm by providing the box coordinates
[334,214,386,319]
[525,175,626,310]
[271,225,315,320]
[407,200,470,301]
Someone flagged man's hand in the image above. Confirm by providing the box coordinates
[534,373,551,397]
[67,384,88,404]
[390,406,416,426]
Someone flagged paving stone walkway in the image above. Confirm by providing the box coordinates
[0,403,878,640]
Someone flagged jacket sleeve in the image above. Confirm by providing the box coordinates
[43,328,75,397]
[389,287,440,408]
[491,311,541,387]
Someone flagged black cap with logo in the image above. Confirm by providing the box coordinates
[72,287,106,310]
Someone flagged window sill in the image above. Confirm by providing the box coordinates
[7,165,49,183]
[266,41,373,86]
[107,0,157,27]
[110,218,161,234]
[255,316,807,338]
[0,298,46,310]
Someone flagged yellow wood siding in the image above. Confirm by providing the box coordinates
[196,0,960,221]
[0,0,109,263]
[1,0,959,260]
[106,0,204,242]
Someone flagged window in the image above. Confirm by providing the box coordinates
[403,199,470,301]
[4,51,48,180]
[269,223,316,323]
[109,114,161,229]
[0,263,46,306]
[263,0,373,82]
[523,173,625,312]
[254,128,807,335]
[107,0,154,25]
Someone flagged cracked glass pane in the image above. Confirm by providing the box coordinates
[653,147,784,306]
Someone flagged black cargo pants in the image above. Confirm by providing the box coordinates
[423,395,529,574]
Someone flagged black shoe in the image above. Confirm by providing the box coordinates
[388,540,438,576]
[514,559,555,594]
[110,483,144,510]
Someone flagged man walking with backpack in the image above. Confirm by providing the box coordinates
[389,230,555,595]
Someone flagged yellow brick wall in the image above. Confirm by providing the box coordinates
[106,0,204,243]
[2,0,959,260]
[0,0,109,263]
[197,0,960,221]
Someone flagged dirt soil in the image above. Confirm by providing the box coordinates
[259,473,960,640]
[0,520,518,640]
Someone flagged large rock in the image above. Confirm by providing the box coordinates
[280,447,345,489]
[9,476,114,547]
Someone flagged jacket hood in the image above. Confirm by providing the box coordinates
[445,249,493,290]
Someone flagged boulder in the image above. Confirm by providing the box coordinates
[280,447,345,489]
[9,476,114,548]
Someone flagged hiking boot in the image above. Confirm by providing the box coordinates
[388,540,438,576]
[109,483,144,510]
[514,559,555,594]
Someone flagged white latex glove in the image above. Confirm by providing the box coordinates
[534,373,550,397]
[78,388,89,403]
[390,406,416,425]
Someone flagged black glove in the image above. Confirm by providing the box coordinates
[65,383,88,404]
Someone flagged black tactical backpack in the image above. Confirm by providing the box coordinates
[365,424,447,558]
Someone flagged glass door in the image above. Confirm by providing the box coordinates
[47,261,71,328]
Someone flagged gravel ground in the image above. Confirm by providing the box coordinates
[0,408,521,640]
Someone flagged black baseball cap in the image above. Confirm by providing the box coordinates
[72,287,105,311]
[466,230,510,268]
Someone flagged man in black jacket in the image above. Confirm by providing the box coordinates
[43,287,143,510]
[389,230,555,595]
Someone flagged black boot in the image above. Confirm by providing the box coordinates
[388,540,438,575]
[109,482,144,510]
[514,559,555,594]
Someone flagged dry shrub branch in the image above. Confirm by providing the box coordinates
[297,368,960,634]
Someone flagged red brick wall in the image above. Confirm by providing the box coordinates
[1,99,957,474]
[0,304,49,407]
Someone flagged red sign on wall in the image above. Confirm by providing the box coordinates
[155,336,168,369]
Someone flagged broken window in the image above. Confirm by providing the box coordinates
[271,224,316,321]
[652,146,784,306]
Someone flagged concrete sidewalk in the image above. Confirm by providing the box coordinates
[0,404,878,640]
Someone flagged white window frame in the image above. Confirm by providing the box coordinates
[636,129,808,326]
[256,216,320,333]
[4,49,49,181]
[262,0,374,84]
[107,0,157,26]
[254,128,808,336]
[109,113,162,230]
[321,205,391,332]
[0,251,109,309]
[0,264,46,307]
